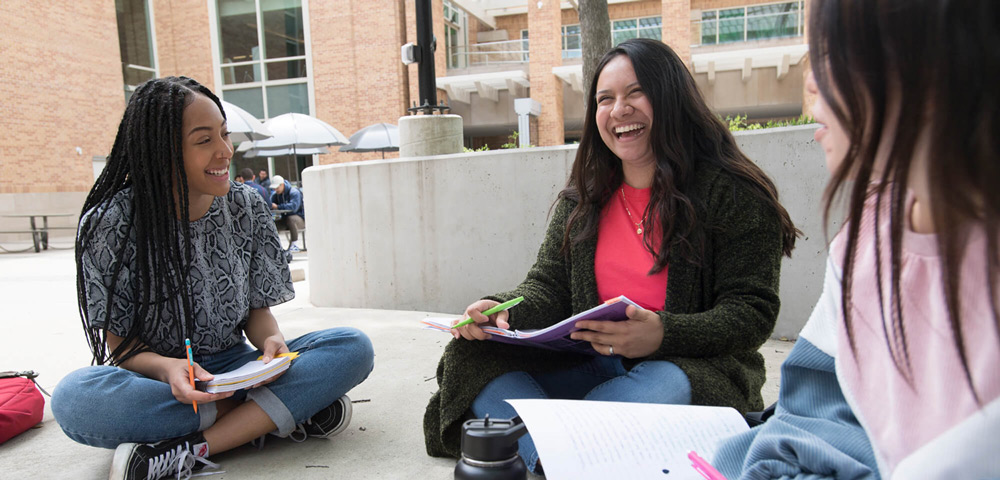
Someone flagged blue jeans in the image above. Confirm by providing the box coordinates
[52,327,374,449]
[470,356,691,473]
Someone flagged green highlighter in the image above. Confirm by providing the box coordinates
[451,296,525,329]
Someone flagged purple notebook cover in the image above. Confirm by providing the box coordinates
[486,296,639,355]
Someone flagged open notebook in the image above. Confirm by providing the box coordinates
[196,352,299,393]
[507,399,748,480]
[422,295,640,355]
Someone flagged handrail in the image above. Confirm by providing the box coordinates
[448,38,529,68]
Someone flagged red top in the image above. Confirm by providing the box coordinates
[594,183,668,310]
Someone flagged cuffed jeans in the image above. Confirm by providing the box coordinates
[470,356,691,473]
[52,327,374,449]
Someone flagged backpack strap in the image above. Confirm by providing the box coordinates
[0,371,50,397]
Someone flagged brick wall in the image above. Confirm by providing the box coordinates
[152,0,214,85]
[562,7,580,24]
[0,0,811,194]
[0,2,123,194]
[312,0,409,164]
[495,13,527,40]
[528,0,564,146]
[608,0,663,19]
[662,0,692,65]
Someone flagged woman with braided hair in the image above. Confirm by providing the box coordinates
[51,76,374,480]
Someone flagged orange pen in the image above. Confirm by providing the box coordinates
[185,338,198,413]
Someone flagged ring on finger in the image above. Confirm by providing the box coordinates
[608,344,615,356]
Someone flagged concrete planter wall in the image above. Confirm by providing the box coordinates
[303,124,829,339]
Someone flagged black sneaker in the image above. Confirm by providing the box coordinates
[109,431,220,480]
[303,394,352,438]
[250,395,353,448]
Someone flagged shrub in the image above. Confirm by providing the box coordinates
[725,114,815,131]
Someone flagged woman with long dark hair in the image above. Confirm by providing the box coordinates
[713,1,1000,478]
[51,77,374,480]
[425,38,798,472]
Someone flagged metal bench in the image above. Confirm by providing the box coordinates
[1,213,77,252]
[0,230,43,253]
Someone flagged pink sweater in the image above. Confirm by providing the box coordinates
[833,195,1000,477]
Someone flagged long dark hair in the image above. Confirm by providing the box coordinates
[811,0,1000,399]
[76,76,226,365]
[562,38,798,270]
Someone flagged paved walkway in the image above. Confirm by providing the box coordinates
[0,246,791,479]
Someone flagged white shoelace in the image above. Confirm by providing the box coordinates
[145,445,223,480]
[249,423,310,450]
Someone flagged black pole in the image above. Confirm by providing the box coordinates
[410,0,448,114]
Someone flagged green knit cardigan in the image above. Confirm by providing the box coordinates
[424,163,785,458]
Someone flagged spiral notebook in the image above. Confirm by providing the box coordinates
[196,352,299,393]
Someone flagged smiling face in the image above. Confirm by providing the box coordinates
[807,70,850,174]
[594,55,656,173]
[180,93,233,216]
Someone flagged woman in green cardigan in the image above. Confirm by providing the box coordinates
[424,38,799,472]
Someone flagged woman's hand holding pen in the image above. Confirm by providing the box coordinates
[165,357,234,405]
[570,305,664,358]
[452,300,511,341]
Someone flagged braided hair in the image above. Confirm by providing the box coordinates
[76,76,227,365]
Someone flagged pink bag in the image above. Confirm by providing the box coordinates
[0,371,46,444]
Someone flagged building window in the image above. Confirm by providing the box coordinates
[216,0,308,119]
[444,0,467,69]
[699,1,804,45]
[562,25,581,59]
[521,30,529,62]
[612,16,662,46]
[116,0,157,101]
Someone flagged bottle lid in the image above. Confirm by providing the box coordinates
[460,415,528,462]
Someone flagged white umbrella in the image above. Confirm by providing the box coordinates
[251,113,349,150]
[241,145,331,158]
[221,101,272,143]
[339,123,399,158]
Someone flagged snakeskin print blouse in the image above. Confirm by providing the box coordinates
[80,182,295,357]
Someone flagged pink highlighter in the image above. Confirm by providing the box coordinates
[688,451,728,480]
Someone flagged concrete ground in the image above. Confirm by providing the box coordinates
[0,243,792,479]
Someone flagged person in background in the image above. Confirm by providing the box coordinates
[269,174,305,253]
[257,170,271,189]
[50,76,374,480]
[233,173,245,183]
[240,167,269,204]
[712,1,999,478]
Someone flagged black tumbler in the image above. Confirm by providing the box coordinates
[454,415,529,480]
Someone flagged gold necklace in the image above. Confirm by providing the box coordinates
[620,187,646,235]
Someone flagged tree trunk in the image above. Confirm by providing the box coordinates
[578,0,612,99]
